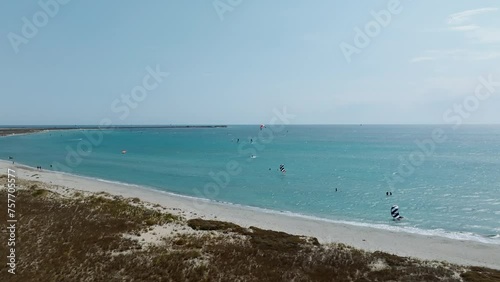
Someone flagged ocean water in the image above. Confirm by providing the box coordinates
[1,125,499,244]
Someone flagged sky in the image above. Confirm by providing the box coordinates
[1,0,500,125]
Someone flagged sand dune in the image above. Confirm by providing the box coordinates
[1,160,499,270]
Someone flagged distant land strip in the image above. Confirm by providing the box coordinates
[0,125,228,136]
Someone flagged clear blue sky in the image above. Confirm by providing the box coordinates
[1,0,500,125]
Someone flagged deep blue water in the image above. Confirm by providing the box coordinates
[1,125,499,243]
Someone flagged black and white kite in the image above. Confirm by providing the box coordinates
[391,205,403,221]
[279,164,286,174]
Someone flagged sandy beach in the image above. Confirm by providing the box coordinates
[1,159,499,270]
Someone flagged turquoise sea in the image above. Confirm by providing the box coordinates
[1,125,499,244]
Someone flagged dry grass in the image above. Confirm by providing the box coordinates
[1,176,499,281]
[461,267,500,282]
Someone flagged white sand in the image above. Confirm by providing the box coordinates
[2,160,499,270]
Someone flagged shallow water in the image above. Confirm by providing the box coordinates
[1,125,499,243]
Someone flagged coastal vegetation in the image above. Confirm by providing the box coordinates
[1,176,499,281]
[0,125,228,136]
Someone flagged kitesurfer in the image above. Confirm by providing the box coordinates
[391,205,403,220]
[279,164,286,173]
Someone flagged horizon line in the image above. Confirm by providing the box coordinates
[2,123,500,127]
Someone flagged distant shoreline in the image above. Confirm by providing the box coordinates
[0,125,228,137]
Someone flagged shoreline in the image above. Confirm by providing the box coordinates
[0,125,228,137]
[0,128,46,137]
[7,161,499,246]
[63,175,500,245]
[1,159,499,270]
